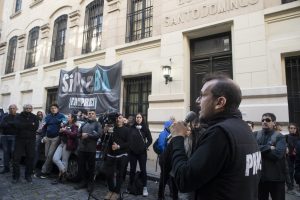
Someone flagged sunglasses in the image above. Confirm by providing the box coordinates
[261,118,272,123]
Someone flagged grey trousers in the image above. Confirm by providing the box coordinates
[41,136,60,174]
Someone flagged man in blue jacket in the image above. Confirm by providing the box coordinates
[36,103,66,178]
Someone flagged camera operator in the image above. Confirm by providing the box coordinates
[170,74,261,200]
[103,113,130,200]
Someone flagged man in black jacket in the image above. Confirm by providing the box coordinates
[170,74,261,200]
[0,104,18,174]
[13,104,38,183]
[74,110,102,191]
[103,113,130,200]
[255,113,287,200]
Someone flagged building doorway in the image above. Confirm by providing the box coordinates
[190,33,233,113]
[123,75,151,122]
[285,56,300,123]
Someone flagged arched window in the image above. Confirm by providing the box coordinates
[126,0,153,42]
[50,15,67,62]
[82,0,104,54]
[25,27,40,69]
[5,36,18,74]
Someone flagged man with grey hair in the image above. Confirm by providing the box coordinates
[0,104,19,174]
[12,104,38,183]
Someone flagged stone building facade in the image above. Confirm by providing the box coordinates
[0,0,299,155]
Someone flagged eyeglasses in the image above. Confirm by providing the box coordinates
[261,118,272,123]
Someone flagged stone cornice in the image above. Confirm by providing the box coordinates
[0,42,7,55]
[18,34,26,48]
[69,10,80,28]
[1,73,16,81]
[74,51,106,65]
[29,0,44,8]
[10,10,21,19]
[116,38,161,55]
[43,60,67,72]
[20,67,38,77]
[107,0,120,13]
[40,23,50,39]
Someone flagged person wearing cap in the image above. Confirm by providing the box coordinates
[13,104,39,183]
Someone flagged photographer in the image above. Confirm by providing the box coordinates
[170,74,260,200]
[103,113,130,200]
[128,113,152,197]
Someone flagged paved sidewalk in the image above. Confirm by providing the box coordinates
[1,149,300,200]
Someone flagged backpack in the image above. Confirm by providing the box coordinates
[128,171,143,195]
[153,138,162,155]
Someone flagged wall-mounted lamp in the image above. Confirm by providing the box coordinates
[162,65,173,84]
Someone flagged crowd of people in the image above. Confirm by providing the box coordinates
[0,103,153,200]
[0,74,300,200]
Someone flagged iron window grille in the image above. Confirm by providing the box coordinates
[5,36,18,74]
[126,0,153,43]
[25,27,39,69]
[46,88,58,114]
[82,0,104,54]
[50,15,67,62]
[123,75,151,121]
[15,0,22,12]
[285,56,300,123]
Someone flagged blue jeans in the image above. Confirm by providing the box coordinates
[1,135,16,169]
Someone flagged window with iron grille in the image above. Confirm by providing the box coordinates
[82,0,104,54]
[126,0,153,43]
[46,88,58,114]
[15,0,22,12]
[25,27,39,69]
[285,56,300,123]
[50,15,67,62]
[5,36,18,74]
[123,76,151,122]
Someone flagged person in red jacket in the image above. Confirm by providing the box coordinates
[52,113,78,184]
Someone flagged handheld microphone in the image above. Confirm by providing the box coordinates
[184,111,197,124]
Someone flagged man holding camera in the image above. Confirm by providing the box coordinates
[74,110,101,191]
[170,74,261,200]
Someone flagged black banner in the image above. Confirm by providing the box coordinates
[57,61,122,114]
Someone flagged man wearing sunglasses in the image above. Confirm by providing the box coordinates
[255,113,286,200]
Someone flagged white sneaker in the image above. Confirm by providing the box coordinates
[143,187,148,197]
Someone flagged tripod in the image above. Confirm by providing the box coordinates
[87,132,112,200]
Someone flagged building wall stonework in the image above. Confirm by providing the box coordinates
[0,1,300,159]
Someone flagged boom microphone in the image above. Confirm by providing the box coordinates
[184,111,197,124]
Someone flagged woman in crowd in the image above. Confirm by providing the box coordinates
[52,113,78,184]
[128,113,152,197]
[286,123,300,191]
[104,113,130,200]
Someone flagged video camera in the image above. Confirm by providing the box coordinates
[98,112,119,127]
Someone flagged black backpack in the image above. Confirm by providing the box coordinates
[128,171,143,195]
[153,138,162,155]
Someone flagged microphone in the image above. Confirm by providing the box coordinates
[168,111,197,139]
[184,111,197,124]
